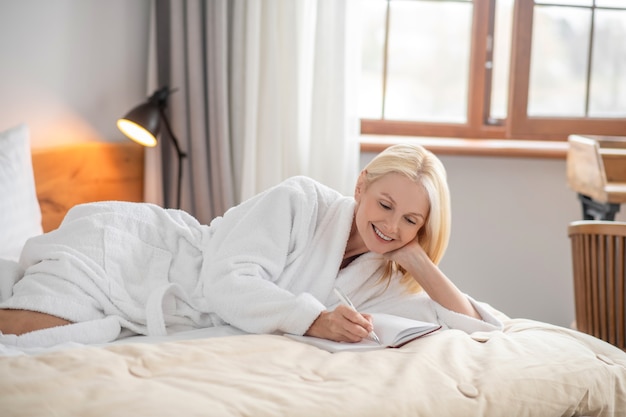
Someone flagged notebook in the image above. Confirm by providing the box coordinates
[285,313,441,352]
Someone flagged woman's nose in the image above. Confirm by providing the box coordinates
[383,215,401,234]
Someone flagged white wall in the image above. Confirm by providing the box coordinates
[362,152,626,327]
[0,0,150,147]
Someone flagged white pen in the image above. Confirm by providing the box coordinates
[333,287,381,345]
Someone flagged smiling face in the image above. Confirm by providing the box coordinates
[353,172,430,255]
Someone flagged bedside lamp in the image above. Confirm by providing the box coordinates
[117,86,187,208]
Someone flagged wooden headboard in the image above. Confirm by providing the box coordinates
[31,141,145,232]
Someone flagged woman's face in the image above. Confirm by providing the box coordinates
[354,172,430,254]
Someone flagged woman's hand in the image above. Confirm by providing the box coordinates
[385,236,483,320]
[305,305,373,342]
[384,238,425,271]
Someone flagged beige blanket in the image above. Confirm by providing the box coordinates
[1,318,625,416]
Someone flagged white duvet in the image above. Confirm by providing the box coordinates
[0,317,625,417]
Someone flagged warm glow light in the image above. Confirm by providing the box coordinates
[116,119,158,147]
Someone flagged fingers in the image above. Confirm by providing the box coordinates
[304,307,375,343]
[362,313,374,327]
[333,305,373,342]
[384,238,422,264]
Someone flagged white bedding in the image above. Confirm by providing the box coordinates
[1,317,625,416]
[2,136,624,415]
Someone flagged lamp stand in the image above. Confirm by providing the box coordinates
[158,105,187,209]
[119,85,187,209]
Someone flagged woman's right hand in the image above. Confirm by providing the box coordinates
[304,304,373,342]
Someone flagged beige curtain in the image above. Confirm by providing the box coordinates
[146,0,360,222]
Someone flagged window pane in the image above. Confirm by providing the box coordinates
[359,0,387,119]
[535,0,592,5]
[490,0,514,121]
[589,9,626,117]
[528,6,591,117]
[596,0,626,8]
[385,1,473,123]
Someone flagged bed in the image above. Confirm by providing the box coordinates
[1,123,626,416]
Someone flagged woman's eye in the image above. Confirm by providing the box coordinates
[379,202,391,210]
[405,217,417,225]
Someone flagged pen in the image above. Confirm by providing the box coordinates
[333,287,381,345]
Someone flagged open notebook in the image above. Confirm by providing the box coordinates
[285,313,441,352]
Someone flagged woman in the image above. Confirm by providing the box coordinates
[0,144,502,347]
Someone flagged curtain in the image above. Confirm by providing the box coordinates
[147,0,236,223]
[146,0,359,223]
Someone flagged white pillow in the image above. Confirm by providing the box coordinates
[0,123,43,261]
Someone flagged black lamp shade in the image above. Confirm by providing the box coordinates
[117,86,186,208]
[117,101,161,147]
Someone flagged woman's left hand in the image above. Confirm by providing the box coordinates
[384,237,482,320]
[384,238,427,274]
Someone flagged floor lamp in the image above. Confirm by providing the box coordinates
[117,86,187,208]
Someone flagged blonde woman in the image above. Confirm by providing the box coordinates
[0,144,502,347]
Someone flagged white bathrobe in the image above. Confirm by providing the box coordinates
[0,176,502,346]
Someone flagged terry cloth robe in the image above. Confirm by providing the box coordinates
[0,176,503,347]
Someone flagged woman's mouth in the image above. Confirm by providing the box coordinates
[373,225,393,242]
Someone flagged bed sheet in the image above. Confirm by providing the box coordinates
[1,318,625,417]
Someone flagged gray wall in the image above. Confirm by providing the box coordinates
[0,0,151,146]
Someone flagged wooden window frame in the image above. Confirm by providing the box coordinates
[508,0,626,139]
[360,0,626,146]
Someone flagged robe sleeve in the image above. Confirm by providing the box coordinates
[199,177,328,335]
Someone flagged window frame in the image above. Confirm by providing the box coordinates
[360,0,626,143]
[508,0,626,138]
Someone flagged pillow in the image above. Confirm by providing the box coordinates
[0,124,43,261]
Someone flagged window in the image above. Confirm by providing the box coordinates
[359,0,626,141]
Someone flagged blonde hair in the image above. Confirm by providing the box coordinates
[362,144,451,293]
